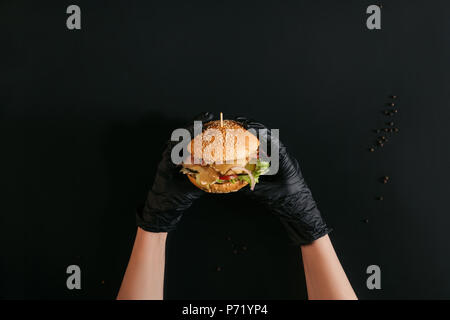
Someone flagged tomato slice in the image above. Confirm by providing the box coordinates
[219,174,238,181]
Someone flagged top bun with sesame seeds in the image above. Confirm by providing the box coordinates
[181,119,262,193]
[187,120,259,164]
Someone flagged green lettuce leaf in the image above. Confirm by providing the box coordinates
[219,160,270,185]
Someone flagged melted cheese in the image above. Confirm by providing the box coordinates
[183,164,219,185]
[211,163,245,175]
[183,157,253,187]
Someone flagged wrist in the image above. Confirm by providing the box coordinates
[137,227,168,242]
[300,233,329,248]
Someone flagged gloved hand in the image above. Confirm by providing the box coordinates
[236,117,332,245]
[136,112,215,232]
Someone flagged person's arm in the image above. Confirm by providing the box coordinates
[236,117,357,300]
[117,112,213,300]
[301,235,357,300]
[117,228,167,300]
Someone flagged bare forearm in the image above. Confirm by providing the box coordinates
[117,228,167,300]
[301,235,357,300]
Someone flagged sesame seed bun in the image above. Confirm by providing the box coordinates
[187,120,259,164]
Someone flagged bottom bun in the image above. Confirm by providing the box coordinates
[187,175,248,193]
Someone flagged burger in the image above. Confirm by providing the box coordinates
[180,119,270,193]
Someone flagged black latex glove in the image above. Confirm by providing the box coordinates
[236,117,332,245]
[136,112,215,232]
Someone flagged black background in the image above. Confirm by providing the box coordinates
[2,0,450,299]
